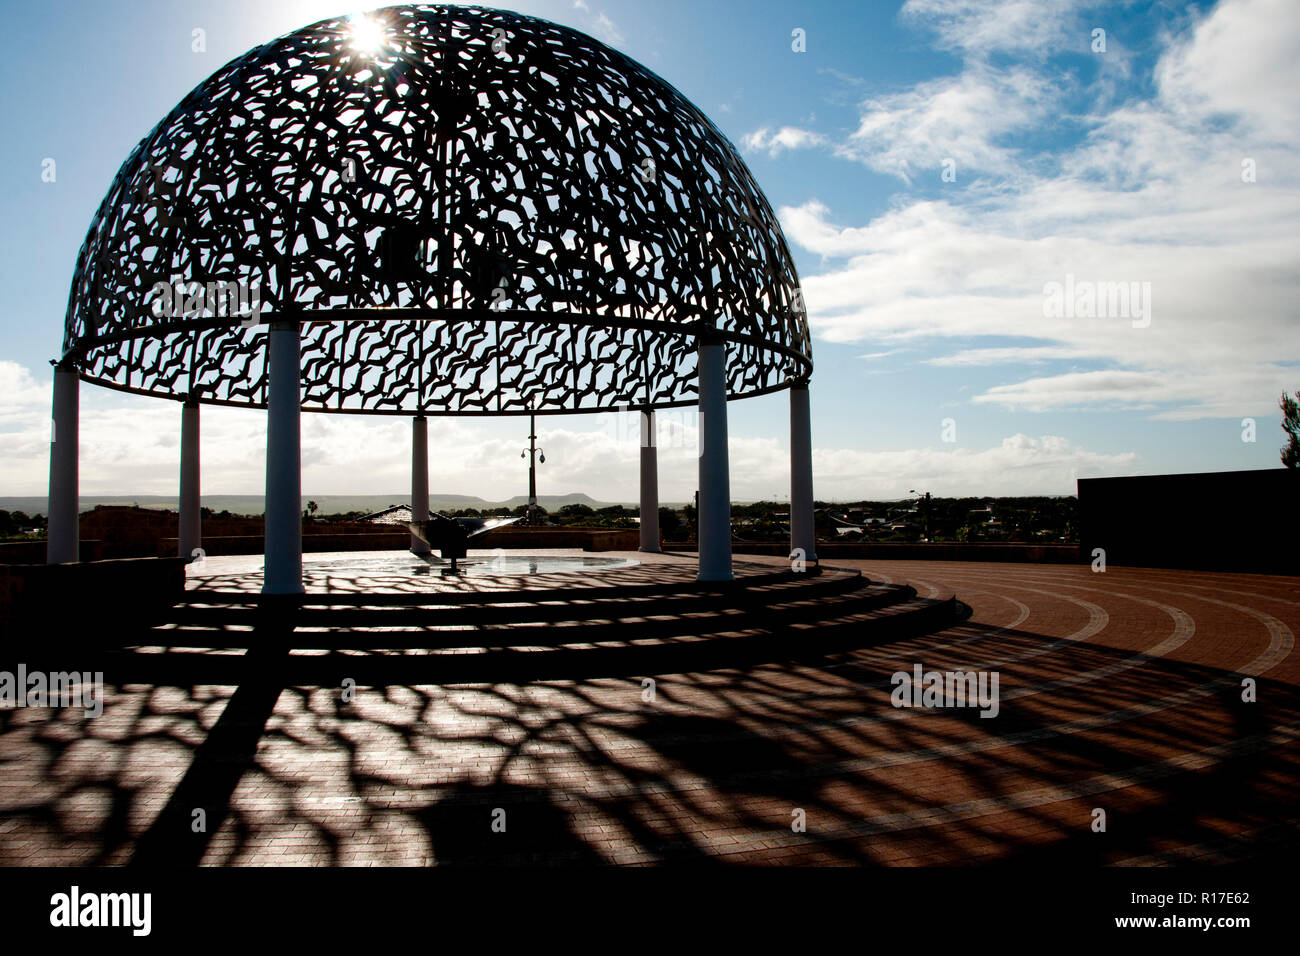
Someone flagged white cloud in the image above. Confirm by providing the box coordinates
[591,12,625,47]
[924,346,1087,367]
[900,0,1086,58]
[812,433,1136,499]
[783,0,1300,420]
[830,0,1123,181]
[1156,0,1300,144]
[565,3,623,48]
[0,361,49,422]
[835,65,1052,180]
[0,362,1126,500]
[742,126,829,158]
[0,363,53,493]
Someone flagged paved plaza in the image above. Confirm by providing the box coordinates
[2,551,1296,865]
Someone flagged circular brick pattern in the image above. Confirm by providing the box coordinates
[0,553,1295,865]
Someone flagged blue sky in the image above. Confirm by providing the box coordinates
[1,0,1297,502]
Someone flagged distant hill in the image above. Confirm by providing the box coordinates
[499,493,605,508]
[0,492,636,516]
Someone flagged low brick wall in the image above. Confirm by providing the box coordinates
[0,556,187,629]
[162,528,641,556]
[731,541,1083,563]
[159,533,411,556]
[81,506,387,559]
[154,534,1078,562]
[0,540,105,564]
[475,527,641,551]
[1080,469,1300,574]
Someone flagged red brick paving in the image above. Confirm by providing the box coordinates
[1,551,1297,865]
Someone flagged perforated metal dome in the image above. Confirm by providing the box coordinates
[61,3,811,415]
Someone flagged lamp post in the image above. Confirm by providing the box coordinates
[909,488,932,542]
[521,410,545,526]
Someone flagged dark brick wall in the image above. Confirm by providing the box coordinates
[1078,468,1300,574]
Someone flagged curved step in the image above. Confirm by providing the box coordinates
[91,594,966,685]
[180,564,852,607]
[167,567,869,628]
[145,581,913,648]
[27,565,968,685]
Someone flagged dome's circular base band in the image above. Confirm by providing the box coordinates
[71,368,806,415]
[63,307,812,415]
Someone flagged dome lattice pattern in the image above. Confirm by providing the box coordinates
[62,4,810,415]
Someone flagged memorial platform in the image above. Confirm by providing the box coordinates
[1,553,1296,866]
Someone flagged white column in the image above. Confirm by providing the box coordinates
[697,335,732,581]
[411,414,430,554]
[639,409,660,553]
[46,363,79,564]
[789,382,818,563]
[179,396,201,560]
[263,321,304,595]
